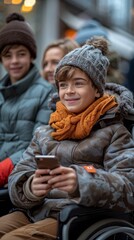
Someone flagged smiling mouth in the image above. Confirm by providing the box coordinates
[10,67,21,71]
[65,98,79,101]
[65,99,80,105]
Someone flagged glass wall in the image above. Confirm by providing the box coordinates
[63,0,134,35]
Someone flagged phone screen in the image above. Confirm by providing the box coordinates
[35,155,59,170]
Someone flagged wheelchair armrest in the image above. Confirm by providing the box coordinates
[0,188,13,217]
[59,204,110,222]
[59,204,133,224]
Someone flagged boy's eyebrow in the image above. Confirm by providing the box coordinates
[18,50,27,52]
[74,77,87,80]
[71,77,89,81]
[59,78,88,81]
[59,80,65,82]
[7,48,27,53]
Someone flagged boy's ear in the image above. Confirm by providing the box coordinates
[95,89,101,98]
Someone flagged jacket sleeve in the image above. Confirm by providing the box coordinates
[8,126,50,209]
[71,125,134,212]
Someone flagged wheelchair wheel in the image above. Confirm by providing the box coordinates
[96,226,134,240]
[77,218,134,240]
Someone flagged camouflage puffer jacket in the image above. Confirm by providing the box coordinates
[8,83,134,222]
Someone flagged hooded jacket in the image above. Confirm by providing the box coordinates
[8,83,134,222]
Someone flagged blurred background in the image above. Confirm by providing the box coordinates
[0,0,134,86]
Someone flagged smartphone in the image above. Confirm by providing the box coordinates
[35,155,59,170]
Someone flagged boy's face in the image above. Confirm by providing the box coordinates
[59,68,100,114]
[1,45,33,83]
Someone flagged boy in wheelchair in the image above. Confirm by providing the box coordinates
[0,37,133,240]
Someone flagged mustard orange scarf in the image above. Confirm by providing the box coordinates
[49,94,117,140]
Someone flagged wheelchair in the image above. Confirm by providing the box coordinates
[57,204,134,240]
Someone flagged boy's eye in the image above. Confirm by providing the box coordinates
[3,52,26,58]
[76,81,83,85]
[75,81,85,86]
[59,82,67,88]
[19,52,25,56]
[4,54,11,58]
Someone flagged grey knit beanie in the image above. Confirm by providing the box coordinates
[55,37,109,96]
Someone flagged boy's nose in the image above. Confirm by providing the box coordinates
[66,84,75,93]
[11,56,18,62]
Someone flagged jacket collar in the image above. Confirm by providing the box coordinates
[0,64,39,98]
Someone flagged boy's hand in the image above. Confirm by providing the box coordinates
[31,169,53,197]
[48,166,78,194]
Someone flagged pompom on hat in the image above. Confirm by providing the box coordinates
[55,37,110,96]
[0,12,37,59]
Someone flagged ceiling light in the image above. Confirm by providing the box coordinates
[24,0,36,7]
[12,0,23,4]
[21,4,33,12]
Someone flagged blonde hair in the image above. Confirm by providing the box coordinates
[41,38,79,68]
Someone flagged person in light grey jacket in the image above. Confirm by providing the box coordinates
[0,37,133,240]
[0,12,53,188]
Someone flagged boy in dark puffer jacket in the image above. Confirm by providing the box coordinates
[0,12,53,188]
